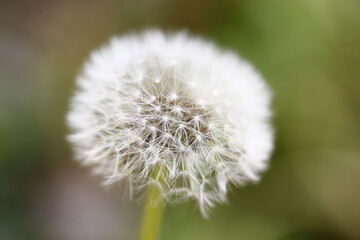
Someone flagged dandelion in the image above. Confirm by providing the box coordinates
[67,30,273,225]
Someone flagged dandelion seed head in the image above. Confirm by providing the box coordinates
[67,30,273,217]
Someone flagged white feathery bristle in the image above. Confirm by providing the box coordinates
[67,30,273,217]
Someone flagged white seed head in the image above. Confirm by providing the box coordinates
[67,30,273,217]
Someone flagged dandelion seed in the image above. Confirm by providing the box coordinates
[67,30,273,217]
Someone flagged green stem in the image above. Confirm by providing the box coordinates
[139,183,164,240]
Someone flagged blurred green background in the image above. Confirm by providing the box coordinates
[1,0,360,240]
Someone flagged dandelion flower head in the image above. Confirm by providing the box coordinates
[67,30,273,216]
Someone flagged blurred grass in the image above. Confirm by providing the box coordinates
[1,0,360,240]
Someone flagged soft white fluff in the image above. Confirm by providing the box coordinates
[67,30,273,216]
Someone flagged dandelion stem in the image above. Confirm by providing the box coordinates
[139,182,164,240]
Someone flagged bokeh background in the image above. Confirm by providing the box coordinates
[1,0,360,240]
